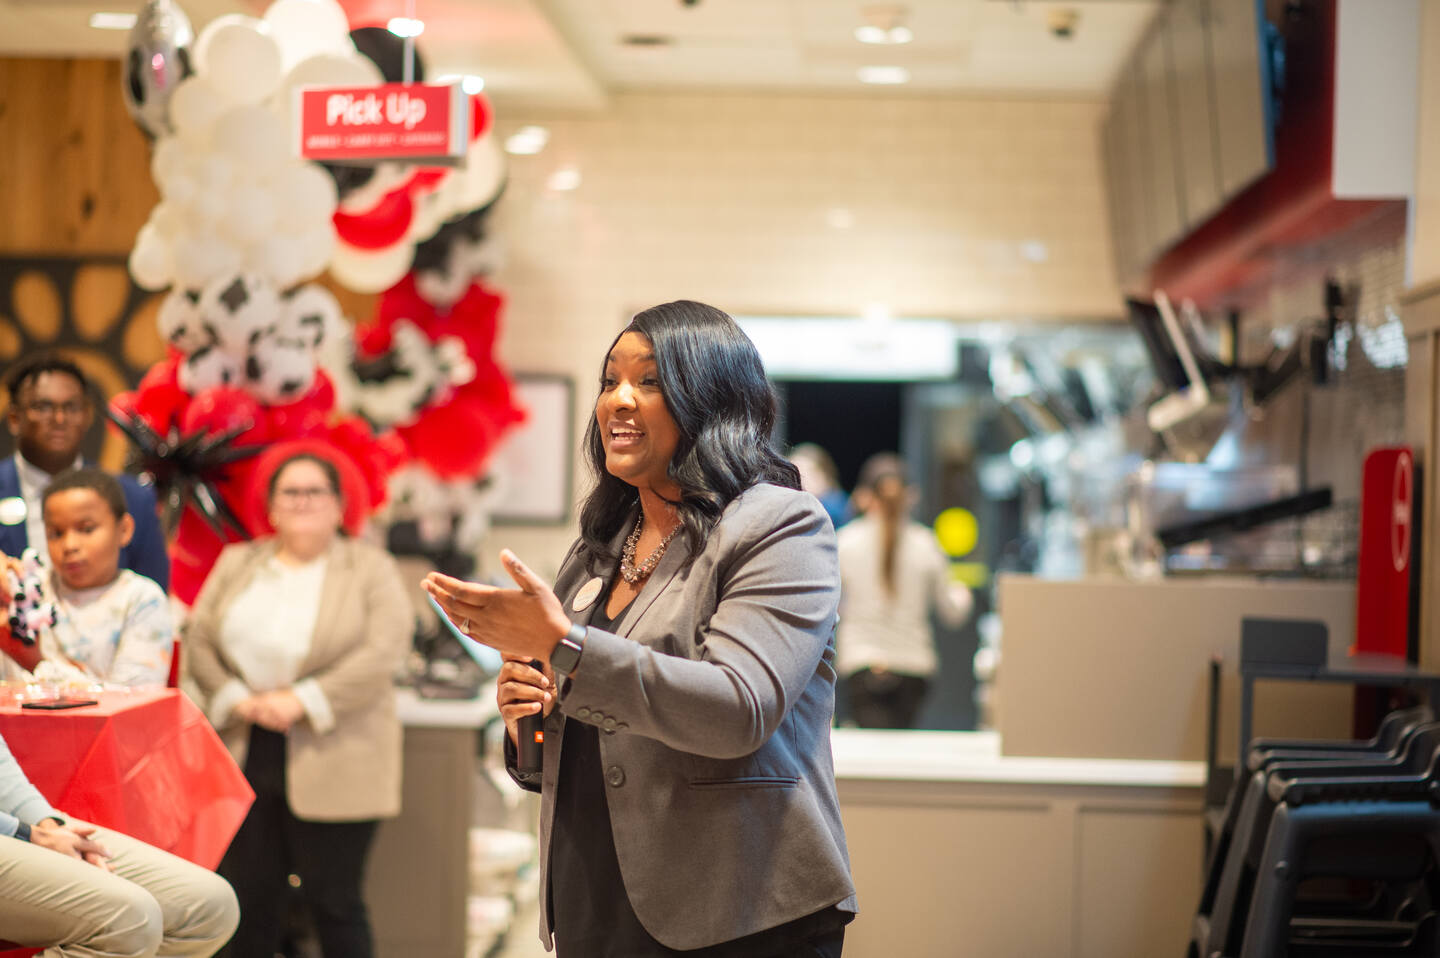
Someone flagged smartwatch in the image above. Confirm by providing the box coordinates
[550,622,586,676]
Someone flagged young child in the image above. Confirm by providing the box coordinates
[1,467,172,687]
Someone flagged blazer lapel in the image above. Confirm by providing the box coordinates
[560,518,632,629]
[298,539,352,673]
[0,460,26,557]
[613,525,692,639]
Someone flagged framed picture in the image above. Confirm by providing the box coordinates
[490,374,576,524]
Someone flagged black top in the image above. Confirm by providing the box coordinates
[548,593,849,957]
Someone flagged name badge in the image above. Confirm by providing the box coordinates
[0,497,26,526]
[572,576,604,612]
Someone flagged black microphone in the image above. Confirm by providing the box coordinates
[516,659,545,775]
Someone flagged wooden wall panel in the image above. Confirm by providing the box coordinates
[0,58,159,255]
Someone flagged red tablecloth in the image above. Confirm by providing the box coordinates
[0,689,253,870]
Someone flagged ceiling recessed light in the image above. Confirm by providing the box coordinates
[505,126,550,155]
[436,74,485,95]
[547,167,581,192]
[858,66,909,85]
[90,12,137,30]
[855,25,912,44]
[387,17,425,38]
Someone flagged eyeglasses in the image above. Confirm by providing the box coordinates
[274,486,336,505]
[22,400,87,420]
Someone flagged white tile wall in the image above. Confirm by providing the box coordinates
[480,92,1122,573]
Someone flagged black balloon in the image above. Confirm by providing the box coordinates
[107,407,261,539]
[350,26,425,84]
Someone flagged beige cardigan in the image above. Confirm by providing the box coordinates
[185,537,413,821]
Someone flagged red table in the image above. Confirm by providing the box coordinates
[0,689,253,870]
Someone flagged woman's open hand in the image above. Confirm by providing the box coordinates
[496,653,556,747]
[422,550,571,664]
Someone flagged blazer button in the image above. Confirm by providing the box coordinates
[602,717,617,731]
[576,707,591,718]
[616,722,629,731]
[605,766,626,788]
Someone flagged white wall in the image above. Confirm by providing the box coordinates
[481,92,1122,574]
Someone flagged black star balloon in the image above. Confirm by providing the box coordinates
[106,406,263,539]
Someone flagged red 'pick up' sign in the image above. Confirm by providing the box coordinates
[294,82,469,165]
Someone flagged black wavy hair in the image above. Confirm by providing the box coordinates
[5,353,92,404]
[578,300,799,568]
[42,467,127,520]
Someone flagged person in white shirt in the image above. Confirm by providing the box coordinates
[185,449,412,958]
[1,467,173,687]
[835,453,972,729]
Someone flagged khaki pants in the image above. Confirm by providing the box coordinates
[0,819,238,958]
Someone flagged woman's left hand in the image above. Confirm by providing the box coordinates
[422,550,571,664]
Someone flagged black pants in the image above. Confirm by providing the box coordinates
[846,669,929,729]
[219,726,379,958]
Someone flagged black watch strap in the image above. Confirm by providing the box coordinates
[14,822,30,842]
[550,622,586,676]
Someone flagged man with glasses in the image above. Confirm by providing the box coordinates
[1,354,170,591]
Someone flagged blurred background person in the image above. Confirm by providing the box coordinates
[1,467,173,686]
[185,449,412,958]
[1,354,169,592]
[836,453,972,729]
[789,442,850,530]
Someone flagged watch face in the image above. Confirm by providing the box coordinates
[552,635,583,675]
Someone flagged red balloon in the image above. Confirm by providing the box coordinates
[333,188,415,250]
[131,356,188,433]
[180,386,266,443]
[407,167,448,193]
[470,93,492,141]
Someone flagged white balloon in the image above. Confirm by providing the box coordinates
[274,162,338,231]
[168,76,226,143]
[212,105,289,173]
[195,16,282,105]
[150,202,188,238]
[194,152,237,194]
[254,234,306,289]
[456,133,506,211]
[129,223,174,290]
[262,0,354,73]
[158,170,199,208]
[223,184,278,245]
[329,240,412,294]
[277,53,382,127]
[173,233,243,289]
[150,137,188,189]
[295,227,336,281]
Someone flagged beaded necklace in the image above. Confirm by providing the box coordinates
[619,512,681,584]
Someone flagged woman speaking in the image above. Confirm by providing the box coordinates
[425,301,856,956]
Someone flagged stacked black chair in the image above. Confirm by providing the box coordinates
[1190,708,1440,958]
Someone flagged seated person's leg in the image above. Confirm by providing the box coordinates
[0,833,163,957]
[76,821,239,958]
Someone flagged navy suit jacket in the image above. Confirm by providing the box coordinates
[0,458,170,592]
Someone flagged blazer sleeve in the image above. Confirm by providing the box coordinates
[559,490,839,759]
[302,544,413,720]
[120,478,170,593]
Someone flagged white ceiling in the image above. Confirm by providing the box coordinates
[0,0,1158,112]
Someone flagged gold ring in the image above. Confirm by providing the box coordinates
[460,617,470,634]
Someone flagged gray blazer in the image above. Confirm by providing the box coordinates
[516,482,857,951]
